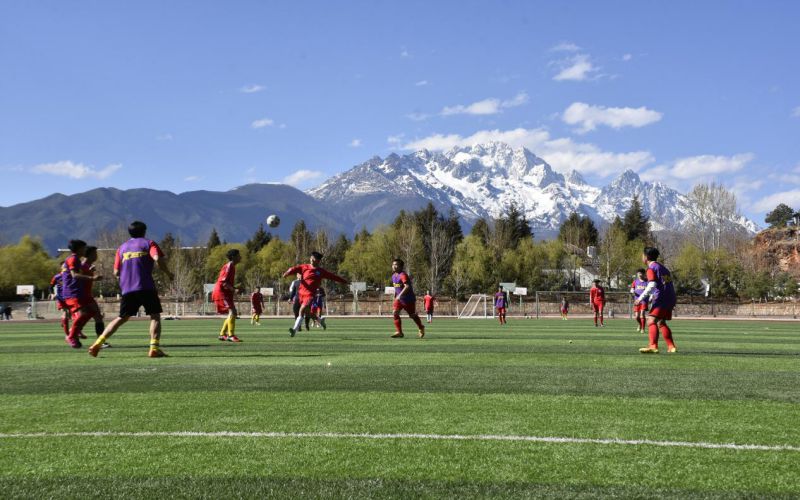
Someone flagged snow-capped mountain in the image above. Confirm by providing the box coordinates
[309,142,758,235]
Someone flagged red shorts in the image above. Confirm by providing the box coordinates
[56,299,68,311]
[560,307,568,314]
[649,307,673,320]
[64,297,92,314]
[298,291,314,308]
[592,303,605,313]
[310,306,321,315]
[496,307,506,315]
[213,292,235,314]
[393,300,417,315]
[252,306,263,315]
[633,303,648,313]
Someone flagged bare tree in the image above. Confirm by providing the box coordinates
[685,183,742,253]
[426,220,457,295]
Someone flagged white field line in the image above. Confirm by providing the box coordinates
[0,431,798,452]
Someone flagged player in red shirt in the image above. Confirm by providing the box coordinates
[213,249,242,342]
[390,259,425,338]
[589,279,606,327]
[62,239,102,348]
[282,251,347,336]
[423,290,436,323]
[250,287,264,325]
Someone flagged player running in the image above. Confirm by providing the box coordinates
[589,279,606,327]
[213,249,242,342]
[630,269,648,333]
[287,272,304,333]
[62,240,102,348]
[423,290,436,323]
[88,221,173,358]
[390,258,425,338]
[82,246,109,348]
[494,286,508,325]
[637,247,678,354]
[282,252,347,337]
[250,287,263,325]
[560,296,569,320]
[50,263,70,337]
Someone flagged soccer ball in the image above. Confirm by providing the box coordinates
[266,214,280,228]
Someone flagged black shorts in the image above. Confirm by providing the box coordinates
[119,290,163,317]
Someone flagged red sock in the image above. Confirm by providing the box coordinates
[648,323,659,348]
[69,312,92,339]
[411,314,424,330]
[61,317,69,335]
[594,314,598,326]
[660,324,675,349]
[393,317,402,333]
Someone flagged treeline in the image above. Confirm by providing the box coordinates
[1,184,797,301]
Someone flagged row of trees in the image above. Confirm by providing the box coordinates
[1,183,797,301]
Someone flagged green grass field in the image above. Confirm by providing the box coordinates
[1,316,799,499]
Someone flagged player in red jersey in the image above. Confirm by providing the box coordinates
[50,263,70,336]
[62,240,102,348]
[390,258,425,338]
[250,287,264,325]
[213,249,242,342]
[282,251,347,337]
[423,290,436,323]
[589,279,605,327]
[560,296,569,320]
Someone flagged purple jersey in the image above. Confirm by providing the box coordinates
[495,291,507,308]
[632,278,648,304]
[647,261,676,310]
[392,272,416,304]
[61,254,84,299]
[114,238,162,295]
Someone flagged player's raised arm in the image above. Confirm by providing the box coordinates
[283,266,302,278]
[320,268,348,284]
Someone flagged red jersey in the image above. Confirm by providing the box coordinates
[213,261,236,297]
[81,262,95,299]
[250,292,263,307]
[590,286,605,305]
[424,294,435,311]
[285,264,346,298]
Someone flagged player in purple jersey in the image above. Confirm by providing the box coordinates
[636,247,678,354]
[88,221,173,358]
[494,286,508,325]
[630,269,648,332]
[390,259,425,338]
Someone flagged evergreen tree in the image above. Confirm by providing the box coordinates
[765,203,795,228]
[290,220,313,263]
[558,212,598,250]
[206,228,221,249]
[470,218,490,245]
[245,224,271,254]
[621,195,651,242]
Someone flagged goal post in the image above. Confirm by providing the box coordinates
[458,294,489,319]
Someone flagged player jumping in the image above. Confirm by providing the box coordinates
[282,251,347,337]
[390,258,425,338]
[630,269,648,332]
[589,279,605,327]
[214,249,242,342]
[637,247,678,354]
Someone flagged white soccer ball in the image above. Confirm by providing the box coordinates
[266,214,280,228]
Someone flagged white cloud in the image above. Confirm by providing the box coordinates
[622,53,633,61]
[667,153,754,180]
[31,161,121,180]
[349,139,362,148]
[240,84,265,94]
[553,54,597,81]
[283,169,324,187]
[400,48,410,58]
[441,92,529,116]
[753,190,800,212]
[406,112,431,122]
[387,134,405,148]
[251,118,274,129]
[562,102,663,133]
[156,133,173,141]
[184,175,202,182]
[792,106,800,118]
[401,127,653,177]
[550,42,581,52]
[415,80,428,86]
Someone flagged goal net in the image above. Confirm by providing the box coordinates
[458,294,489,319]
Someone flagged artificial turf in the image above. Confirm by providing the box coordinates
[0,316,798,499]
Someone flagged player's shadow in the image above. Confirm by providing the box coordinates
[186,353,325,358]
[693,351,799,357]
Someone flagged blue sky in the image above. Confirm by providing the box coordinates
[1,1,799,222]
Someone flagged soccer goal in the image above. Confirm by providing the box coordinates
[458,294,489,319]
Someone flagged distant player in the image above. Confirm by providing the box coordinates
[630,269,648,332]
[560,296,569,320]
[62,240,102,348]
[250,287,263,325]
[589,279,605,327]
[82,246,109,348]
[287,272,303,332]
[637,247,678,354]
[50,263,70,337]
[423,290,436,323]
[390,258,425,338]
[213,249,242,342]
[309,288,326,328]
[494,286,507,325]
[88,221,174,358]
[282,251,347,337]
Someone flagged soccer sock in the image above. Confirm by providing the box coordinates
[228,316,236,335]
[660,324,675,349]
[95,320,105,337]
[640,317,646,330]
[69,312,92,339]
[648,323,659,348]
[61,317,69,335]
[91,334,108,348]
[594,313,598,326]
[393,316,402,333]
[411,314,424,330]
[292,314,303,331]
[305,315,311,330]
[219,318,229,336]
[150,338,160,352]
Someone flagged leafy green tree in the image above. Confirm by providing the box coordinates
[764,203,796,228]
[204,243,248,284]
[558,212,598,250]
[672,243,705,294]
[449,235,493,293]
[0,236,61,298]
